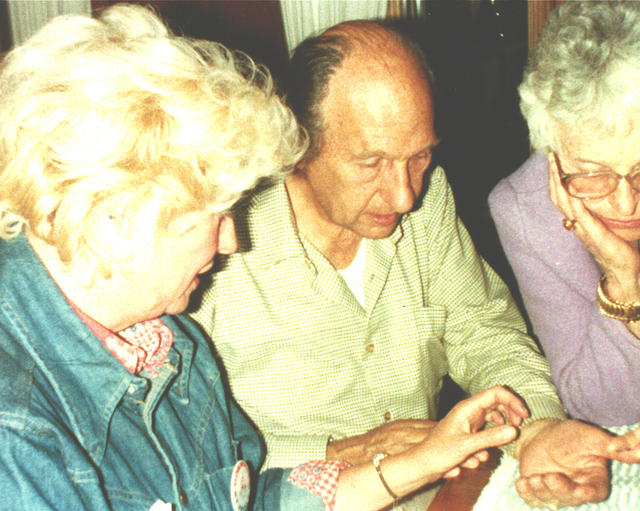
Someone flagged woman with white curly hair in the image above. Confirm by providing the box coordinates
[490,1,640,427]
[0,4,532,511]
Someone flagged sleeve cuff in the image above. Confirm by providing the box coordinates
[524,395,567,423]
[286,461,350,511]
[263,434,332,470]
[500,396,566,457]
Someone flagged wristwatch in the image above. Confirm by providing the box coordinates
[596,275,640,323]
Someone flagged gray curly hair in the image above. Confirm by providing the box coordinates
[520,1,640,152]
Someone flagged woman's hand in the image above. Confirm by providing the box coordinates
[410,385,528,482]
[548,153,640,300]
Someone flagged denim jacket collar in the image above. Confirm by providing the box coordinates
[0,234,194,463]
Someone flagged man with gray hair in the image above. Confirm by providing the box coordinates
[193,19,640,509]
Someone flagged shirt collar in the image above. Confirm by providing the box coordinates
[238,182,309,269]
[240,181,406,270]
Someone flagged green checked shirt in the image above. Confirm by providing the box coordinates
[191,167,565,470]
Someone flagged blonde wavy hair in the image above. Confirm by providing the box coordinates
[0,3,306,270]
[520,1,640,152]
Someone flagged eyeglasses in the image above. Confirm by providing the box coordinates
[554,153,640,199]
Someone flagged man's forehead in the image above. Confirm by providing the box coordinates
[323,89,436,161]
[313,28,435,159]
[342,40,419,76]
[322,51,433,122]
[324,33,430,101]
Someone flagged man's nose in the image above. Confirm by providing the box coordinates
[381,161,417,214]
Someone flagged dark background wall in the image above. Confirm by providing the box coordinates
[0,0,9,53]
[92,0,290,79]
[400,1,530,276]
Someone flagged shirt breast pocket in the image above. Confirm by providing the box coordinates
[413,303,448,385]
[413,303,447,347]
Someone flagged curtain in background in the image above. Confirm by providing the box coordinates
[7,1,422,54]
[8,0,90,47]
[527,0,563,50]
[279,0,388,54]
[386,0,421,20]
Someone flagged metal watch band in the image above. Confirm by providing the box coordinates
[596,275,640,323]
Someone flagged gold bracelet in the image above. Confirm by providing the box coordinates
[596,275,640,323]
[372,453,399,504]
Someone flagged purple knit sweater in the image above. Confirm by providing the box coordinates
[489,152,640,426]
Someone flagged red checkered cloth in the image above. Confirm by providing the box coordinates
[70,303,173,377]
[109,320,173,376]
[288,460,350,511]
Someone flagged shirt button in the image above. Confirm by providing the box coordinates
[127,384,137,394]
[179,488,188,505]
[365,343,374,354]
[383,411,391,421]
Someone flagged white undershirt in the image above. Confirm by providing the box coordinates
[337,240,366,307]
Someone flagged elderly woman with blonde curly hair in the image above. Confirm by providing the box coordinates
[0,4,536,511]
[490,1,640,428]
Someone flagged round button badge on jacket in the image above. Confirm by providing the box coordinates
[230,460,250,511]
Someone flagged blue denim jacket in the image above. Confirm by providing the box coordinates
[0,235,322,511]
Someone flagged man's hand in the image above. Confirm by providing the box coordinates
[515,419,617,509]
[326,419,437,466]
